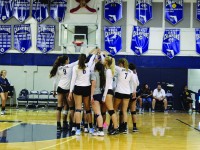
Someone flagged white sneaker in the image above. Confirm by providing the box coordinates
[92,131,104,136]
[188,109,192,114]
[1,111,5,115]
[89,128,94,134]
[139,108,142,114]
[84,128,89,133]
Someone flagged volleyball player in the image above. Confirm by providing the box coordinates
[113,58,138,134]
[91,61,105,136]
[101,54,119,135]
[0,70,10,115]
[129,63,140,132]
[68,53,96,136]
[50,55,78,131]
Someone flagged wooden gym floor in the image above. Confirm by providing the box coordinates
[0,108,200,150]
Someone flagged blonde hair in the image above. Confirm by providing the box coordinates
[105,56,115,77]
[118,58,129,71]
[0,70,6,76]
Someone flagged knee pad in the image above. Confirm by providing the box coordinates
[108,110,115,116]
[101,112,106,116]
[63,110,68,115]
[57,107,63,112]
[131,111,136,115]
[86,110,91,114]
[94,114,100,119]
[119,111,123,116]
[75,109,82,113]
[69,107,75,111]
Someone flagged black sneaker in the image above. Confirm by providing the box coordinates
[109,128,119,135]
[121,127,128,134]
[63,123,68,131]
[132,127,139,132]
[57,125,62,132]
[119,123,124,133]
[108,125,113,133]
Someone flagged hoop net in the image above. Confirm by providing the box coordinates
[73,41,83,52]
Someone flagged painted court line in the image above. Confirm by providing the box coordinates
[176,119,200,132]
[0,122,21,132]
[39,136,76,150]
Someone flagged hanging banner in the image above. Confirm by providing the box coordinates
[32,0,49,23]
[165,0,183,25]
[14,24,32,53]
[162,29,180,59]
[104,26,122,56]
[50,0,67,22]
[0,25,11,54]
[195,28,200,54]
[0,0,13,22]
[104,0,123,24]
[131,26,150,56]
[37,25,55,54]
[197,0,200,21]
[13,0,30,22]
[70,0,96,14]
[135,0,153,25]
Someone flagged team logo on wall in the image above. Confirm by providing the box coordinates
[195,28,200,54]
[135,0,152,25]
[13,0,30,22]
[32,0,49,23]
[104,0,123,24]
[165,0,183,25]
[14,24,32,54]
[50,0,67,22]
[131,26,150,56]
[37,25,55,54]
[0,0,13,22]
[104,26,122,56]
[197,0,200,21]
[0,25,11,54]
[70,0,96,13]
[162,29,180,59]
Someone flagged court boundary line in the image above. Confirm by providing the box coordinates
[39,136,76,150]
[176,119,200,132]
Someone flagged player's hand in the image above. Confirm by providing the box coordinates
[53,91,56,98]
[91,96,94,104]
[132,92,136,99]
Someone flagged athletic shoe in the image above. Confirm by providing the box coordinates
[152,109,155,113]
[164,110,168,114]
[76,129,81,136]
[1,111,5,115]
[84,128,89,133]
[57,125,62,132]
[63,123,68,131]
[119,123,124,133]
[93,131,104,136]
[89,128,94,134]
[108,125,113,133]
[139,108,142,114]
[121,128,128,134]
[132,127,139,132]
[188,109,192,114]
[109,128,119,135]
[71,127,76,135]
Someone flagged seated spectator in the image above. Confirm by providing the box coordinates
[138,83,152,113]
[152,84,168,113]
[181,85,196,113]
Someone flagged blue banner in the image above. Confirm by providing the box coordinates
[197,0,200,21]
[162,29,180,59]
[135,0,153,25]
[0,0,13,22]
[131,26,150,56]
[104,0,123,24]
[195,28,200,54]
[104,26,122,56]
[50,0,67,22]
[37,25,55,54]
[0,25,11,54]
[32,0,49,23]
[165,0,183,25]
[14,24,32,53]
[13,0,30,22]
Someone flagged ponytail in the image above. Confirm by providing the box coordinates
[110,58,115,77]
[50,55,68,78]
[95,62,105,89]
[118,58,129,71]
[78,54,86,69]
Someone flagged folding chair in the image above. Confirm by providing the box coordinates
[47,91,57,109]
[39,90,49,110]
[27,90,39,109]
[17,89,29,110]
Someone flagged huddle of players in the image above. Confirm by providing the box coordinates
[50,48,139,136]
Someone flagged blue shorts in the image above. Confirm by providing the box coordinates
[142,97,152,103]
[93,94,103,102]
[0,86,3,93]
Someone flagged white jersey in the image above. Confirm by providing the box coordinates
[153,89,166,99]
[70,54,95,92]
[53,61,78,91]
[103,69,113,100]
[130,72,139,94]
[115,66,137,95]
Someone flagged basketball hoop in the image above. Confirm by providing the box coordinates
[73,41,83,52]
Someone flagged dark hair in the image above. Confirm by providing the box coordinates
[118,58,129,71]
[129,63,136,70]
[49,55,68,78]
[95,62,105,89]
[78,54,86,69]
